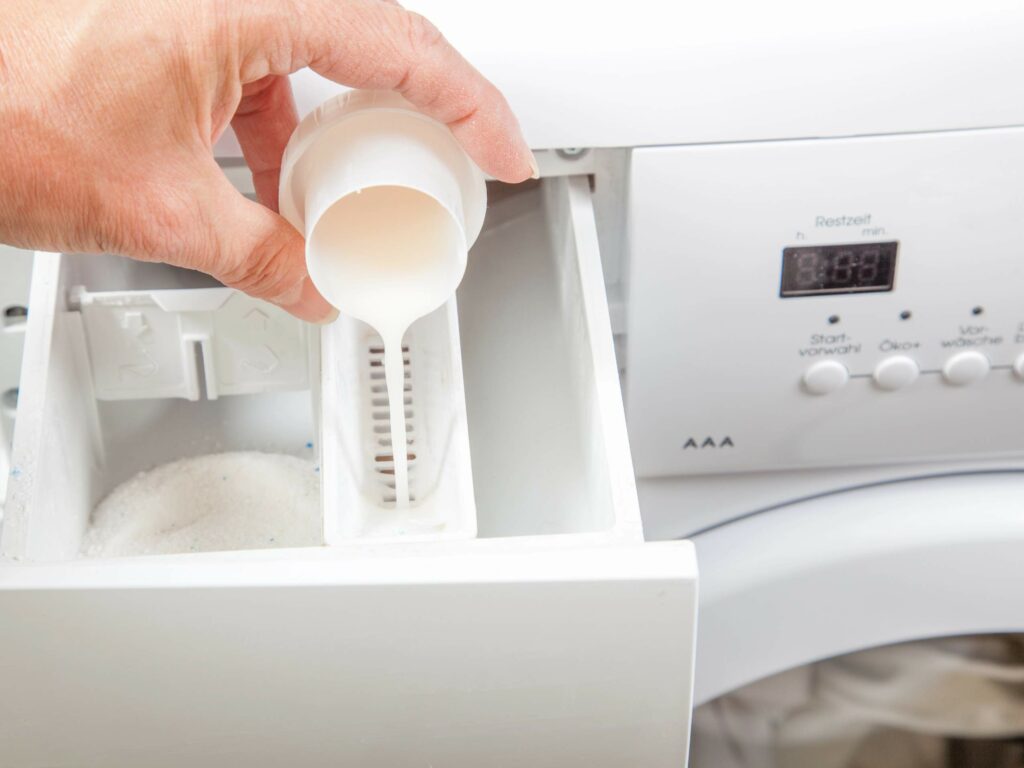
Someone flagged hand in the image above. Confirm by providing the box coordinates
[0,0,536,322]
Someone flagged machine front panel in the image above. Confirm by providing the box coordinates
[626,127,1024,477]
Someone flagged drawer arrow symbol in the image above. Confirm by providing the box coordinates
[242,344,280,374]
[244,308,269,331]
[119,360,158,379]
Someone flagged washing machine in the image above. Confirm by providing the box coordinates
[3,1,1024,766]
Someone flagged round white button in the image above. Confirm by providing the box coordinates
[942,351,990,386]
[803,360,849,395]
[1013,352,1024,380]
[873,356,919,391]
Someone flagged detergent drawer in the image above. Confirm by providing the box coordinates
[0,245,32,507]
[0,175,698,767]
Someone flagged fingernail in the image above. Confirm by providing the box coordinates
[528,152,540,180]
[287,277,338,324]
[316,306,341,325]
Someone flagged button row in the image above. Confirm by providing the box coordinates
[803,351,1004,395]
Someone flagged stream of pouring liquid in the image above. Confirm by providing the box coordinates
[382,330,410,508]
[310,185,465,509]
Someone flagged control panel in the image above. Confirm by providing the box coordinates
[625,127,1024,477]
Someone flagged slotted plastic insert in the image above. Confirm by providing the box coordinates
[320,298,477,543]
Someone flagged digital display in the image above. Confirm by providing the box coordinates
[780,241,898,297]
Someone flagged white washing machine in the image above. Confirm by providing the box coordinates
[628,127,1024,707]
[3,1,1024,766]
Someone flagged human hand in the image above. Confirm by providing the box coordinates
[0,0,536,322]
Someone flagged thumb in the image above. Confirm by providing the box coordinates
[239,1,536,183]
[192,172,337,324]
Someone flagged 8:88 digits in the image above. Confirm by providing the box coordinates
[794,248,881,288]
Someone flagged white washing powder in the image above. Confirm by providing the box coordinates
[82,451,321,557]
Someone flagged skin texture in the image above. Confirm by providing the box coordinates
[0,0,537,322]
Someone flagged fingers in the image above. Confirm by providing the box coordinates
[231,75,299,211]
[244,1,537,183]
[132,162,337,324]
[206,181,337,323]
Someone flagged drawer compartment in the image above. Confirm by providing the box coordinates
[2,255,319,561]
[0,175,697,768]
[0,246,32,510]
[4,177,642,559]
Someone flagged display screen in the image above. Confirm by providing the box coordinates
[780,241,898,297]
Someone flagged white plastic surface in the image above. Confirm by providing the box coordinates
[0,544,697,768]
[626,127,1024,478]
[692,473,1024,705]
[75,286,310,401]
[458,177,644,541]
[638,456,1024,542]
[0,246,32,510]
[214,1,1024,156]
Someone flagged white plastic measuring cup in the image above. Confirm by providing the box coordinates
[279,90,487,508]
[279,90,487,326]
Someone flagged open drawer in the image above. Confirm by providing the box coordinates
[0,176,697,767]
[0,245,32,510]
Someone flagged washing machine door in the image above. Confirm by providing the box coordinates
[692,472,1024,706]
